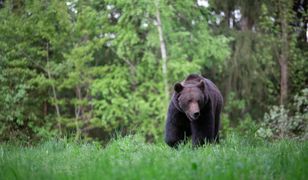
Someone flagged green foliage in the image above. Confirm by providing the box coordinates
[0,0,307,143]
[0,2,63,140]
[208,0,307,127]
[235,115,259,138]
[221,111,259,141]
[90,66,131,128]
[219,113,232,139]
[0,0,230,141]
[224,92,246,118]
[256,89,308,140]
[0,135,307,179]
[94,0,231,141]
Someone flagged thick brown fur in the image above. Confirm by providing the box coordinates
[165,74,223,147]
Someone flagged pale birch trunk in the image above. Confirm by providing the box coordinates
[155,0,169,101]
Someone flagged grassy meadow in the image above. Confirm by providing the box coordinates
[0,1,307,180]
[0,134,307,180]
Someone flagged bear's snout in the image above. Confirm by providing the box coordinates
[188,111,200,121]
[187,102,200,121]
[193,112,200,119]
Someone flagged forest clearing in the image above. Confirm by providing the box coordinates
[0,0,307,179]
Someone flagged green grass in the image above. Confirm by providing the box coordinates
[0,134,307,180]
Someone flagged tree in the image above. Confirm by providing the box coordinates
[155,0,169,103]
[276,0,292,105]
[0,0,230,141]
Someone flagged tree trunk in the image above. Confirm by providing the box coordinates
[123,58,137,91]
[279,17,288,105]
[46,43,62,134]
[279,56,288,105]
[74,86,82,140]
[43,101,48,116]
[240,16,253,31]
[278,1,290,105]
[155,0,169,101]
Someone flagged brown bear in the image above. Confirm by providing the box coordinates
[165,74,223,147]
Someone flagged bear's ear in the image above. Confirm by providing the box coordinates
[197,80,205,91]
[174,83,183,93]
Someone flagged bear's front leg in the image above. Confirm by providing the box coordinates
[190,113,215,147]
[165,101,191,148]
[165,120,186,148]
[190,121,207,147]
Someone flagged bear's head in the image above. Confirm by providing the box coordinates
[174,81,207,121]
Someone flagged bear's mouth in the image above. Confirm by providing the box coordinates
[186,113,198,121]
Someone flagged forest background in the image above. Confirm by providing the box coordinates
[0,0,307,143]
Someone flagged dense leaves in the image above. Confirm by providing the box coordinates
[0,0,307,142]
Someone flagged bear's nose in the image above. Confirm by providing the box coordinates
[193,112,200,118]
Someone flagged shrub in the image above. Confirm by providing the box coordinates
[256,89,308,140]
[236,114,259,138]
